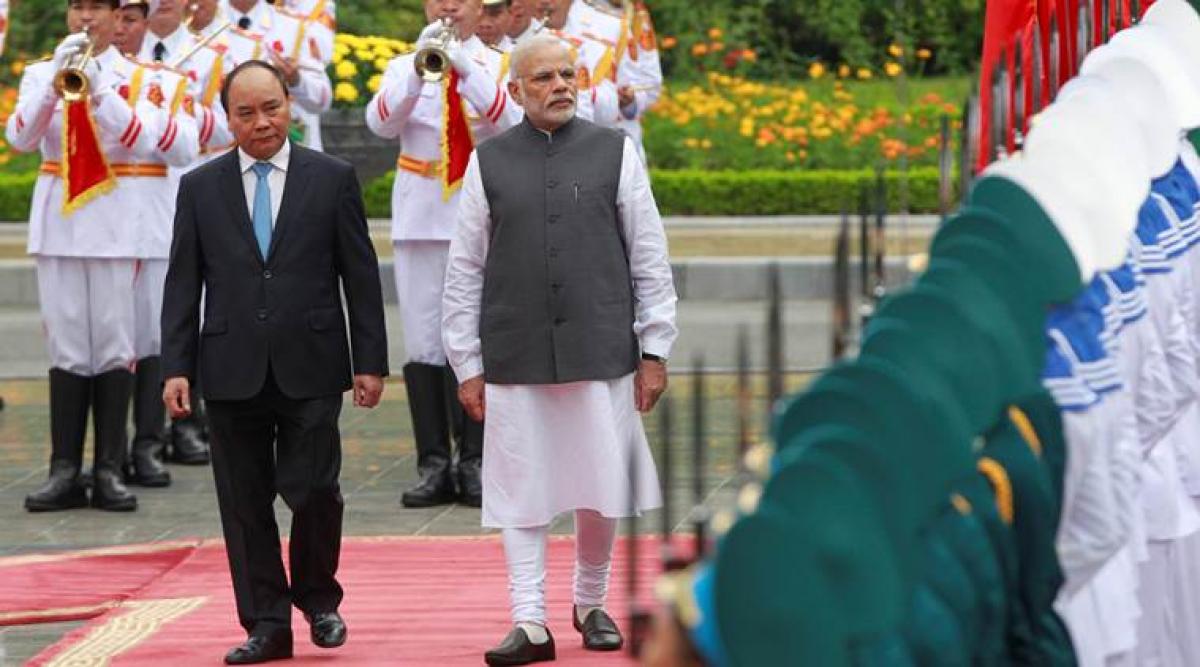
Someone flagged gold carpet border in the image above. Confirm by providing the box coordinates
[44,597,207,666]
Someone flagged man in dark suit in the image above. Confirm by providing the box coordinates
[161,60,389,665]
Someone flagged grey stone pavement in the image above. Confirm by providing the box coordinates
[0,297,840,664]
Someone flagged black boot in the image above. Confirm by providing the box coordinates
[25,369,91,512]
[169,376,210,465]
[445,366,483,508]
[400,363,456,508]
[128,357,171,487]
[91,369,138,511]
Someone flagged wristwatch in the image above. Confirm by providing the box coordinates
[641,352,667,365]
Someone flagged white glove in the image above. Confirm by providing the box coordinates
[52,33,90,70]
[446,41,482,80]
[83,58,103,96]
[417,20,448,49]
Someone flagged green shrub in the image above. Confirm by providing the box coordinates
[0,172,36,221]
[362,168,949,217]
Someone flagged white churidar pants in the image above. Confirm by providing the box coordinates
[502,509,619,625]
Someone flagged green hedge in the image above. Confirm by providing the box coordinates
[364,167,949,217]
[0,168,948,221]
[0,173,36,221]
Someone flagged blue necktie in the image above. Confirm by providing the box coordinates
[251,162,273,259]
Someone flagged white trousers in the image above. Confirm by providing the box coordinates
[502,509,618,625]
[393,240,450,365]
[133,258,167,360]
[36,256,137,376]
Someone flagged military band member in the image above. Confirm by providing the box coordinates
[144,0,235,159]
[8,0,176,512]
[365,0,522,509]
[566,0,661,159]
[219,0,332,149]
[534,0,621,125]
[507,0,540,43]
[478,0,514,50]
[114,0,150,55]
[280,0,336,63]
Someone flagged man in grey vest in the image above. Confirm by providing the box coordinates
[443,33,677,666]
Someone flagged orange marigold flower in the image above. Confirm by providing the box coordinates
[856,67,873,80]
[884,62,902,77]
[661,36,678,49]
[708,27,723,40]
[887,44,903,58]
[692,43,709,56]
[808,62,826,79]
[916,48,933,60]
[743,49,758,63]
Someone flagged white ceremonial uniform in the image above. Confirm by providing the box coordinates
[277,1,335,150]
[140,24,235,161]
[5,47,165,375]
[443,137,676,528]
[365,34,522,365]
[574,0,662,160]
[217,0,333,147]
[117,58,200,360]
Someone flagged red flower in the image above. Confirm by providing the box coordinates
[272,40,284,53]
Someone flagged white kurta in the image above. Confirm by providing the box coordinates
[443,134,677,528]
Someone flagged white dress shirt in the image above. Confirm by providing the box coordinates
[238,139,290,228]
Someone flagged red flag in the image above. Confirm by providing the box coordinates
[441,69,474,201]
[61,99,116,215]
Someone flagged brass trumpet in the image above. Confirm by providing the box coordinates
[53,28,95,103]
[413,18,455,84]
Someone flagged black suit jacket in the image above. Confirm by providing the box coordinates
[161,145,389,401]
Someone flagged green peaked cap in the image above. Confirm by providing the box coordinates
[918,258,1042,400]
[866,285,1005,432]
[714,507,851,666]
[803,358,976,483]
[774,423,924,574]
[966,176,1084,303]
[761,453,906,635]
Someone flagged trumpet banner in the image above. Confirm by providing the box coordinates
[441,68,473,200]
[60,99,116,215]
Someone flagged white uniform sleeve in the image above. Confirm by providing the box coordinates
[5,65,57,153]
[589,79,621,126]
[443,153,489,382]
[289,55,332,113]
[93,87,160,158]
[155,78,200,166]
[365,56,423,139]
[619,47,661,120]
[616,137,677,357]
[458,66,519,131]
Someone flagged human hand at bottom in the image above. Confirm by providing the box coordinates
[458,375,485,421]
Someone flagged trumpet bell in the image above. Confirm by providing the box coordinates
[414,45,450,83]
[54,32,95,103]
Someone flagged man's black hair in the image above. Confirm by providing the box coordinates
[220,60,291,113]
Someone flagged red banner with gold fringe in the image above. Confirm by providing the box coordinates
[61,99,116,215]
[441,69,474,201]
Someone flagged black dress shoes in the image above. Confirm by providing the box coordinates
[572,607,623,651]
[400,462,457,508]
[457,458,483,508]
[225,631,293,664]
[484,626,556,666]
[305,611,347,648]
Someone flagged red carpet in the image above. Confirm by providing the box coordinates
[7,536,669,665]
